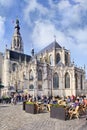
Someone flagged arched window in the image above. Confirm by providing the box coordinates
[13,38,16,44]
[65,72,70,88]
[12,63,17,71]
[49,54,53,65]
[17,39,19,45]
[75,73,78,89]
[81,75,83,90]
[53,73,59,89]
[65,53,68,65]
[56,53,60,64]
[29,70,33,80]
[29,84,34,90]
[40,58,42,62]
[38,85,42,91]
[38,69,42,81]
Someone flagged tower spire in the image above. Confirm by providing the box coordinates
[11,19,24,53]
[15,19,20,35]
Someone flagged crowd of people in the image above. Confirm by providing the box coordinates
[1,93,87,106]
[1,93,87,120]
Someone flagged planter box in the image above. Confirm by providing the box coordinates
[23,101,26,110]
[2,98,11,103]
[25,104,37,114]
[50,106,67,120]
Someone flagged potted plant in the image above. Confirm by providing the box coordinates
[50,104,68,120]
[25,101,38,114]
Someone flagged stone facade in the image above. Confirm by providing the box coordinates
[0,52,3,82]
[0,19,86,97]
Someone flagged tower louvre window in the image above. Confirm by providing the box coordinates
[65,52,68,65]
[11,19,24,53]
[56,53,60,64]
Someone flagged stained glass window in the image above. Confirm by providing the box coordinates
[75,73,78,89]
[29,84,34,90]
[38,85,42,91]
[38,69,42,81]
[81,75,83,90]
[56,53,60,64]
[65,53,68,65]
[12,63,17,71]
[49,54,53,65]
[53,73,59,88]
[65,72,70,88]
[29,70,33,80]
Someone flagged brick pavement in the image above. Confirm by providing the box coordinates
[0,103,87,130]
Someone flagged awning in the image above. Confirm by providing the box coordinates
[0,84,4,89]
[10,90,16,93]
[23,89,29,94]
[17,90,23,93]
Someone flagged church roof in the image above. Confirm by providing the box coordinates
[9,50,31,62]
[37,40,62,54]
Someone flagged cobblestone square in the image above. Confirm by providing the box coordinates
[0,103,87,130]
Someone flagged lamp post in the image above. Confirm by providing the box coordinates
[51,79,52,98]
[15,81,18,92]
[48,66,53,98]
[0,78,4,98]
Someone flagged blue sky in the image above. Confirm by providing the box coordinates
[0,0,87,75]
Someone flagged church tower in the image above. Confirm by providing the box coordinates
[11,19,24,53]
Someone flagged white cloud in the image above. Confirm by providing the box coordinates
[31,20,67,51]
[57,1,83,27]
[0,16,6,52]
[23,0,48,25]
[78,43,87,54]
[23,0,86,29]
[67,27,87,44]
[74,0,87,5]
[0,16,5,40]
[0,0,13,7]
[48,0,87,28]
[67,27,87,55]
[22,0,87,66]
[58,0,71,10]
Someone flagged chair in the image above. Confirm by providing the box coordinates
[69,106,79,119]
[79,104,87,115]
[36,103,46,113]
[47,104,51,112]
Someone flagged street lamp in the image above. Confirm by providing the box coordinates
[48,66,53,98]
[15,81,18,92]
[0,78,4,98]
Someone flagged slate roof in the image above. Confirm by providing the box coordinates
[9,50,31,62]
[37,41,62,55]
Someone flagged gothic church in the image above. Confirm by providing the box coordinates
[0,19,86,98]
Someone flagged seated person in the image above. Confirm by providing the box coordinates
[68,105,79,119]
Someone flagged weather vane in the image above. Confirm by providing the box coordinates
[6,44,7,49]
[54,35,56,42]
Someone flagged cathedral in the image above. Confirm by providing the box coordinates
[0,19,86,98]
